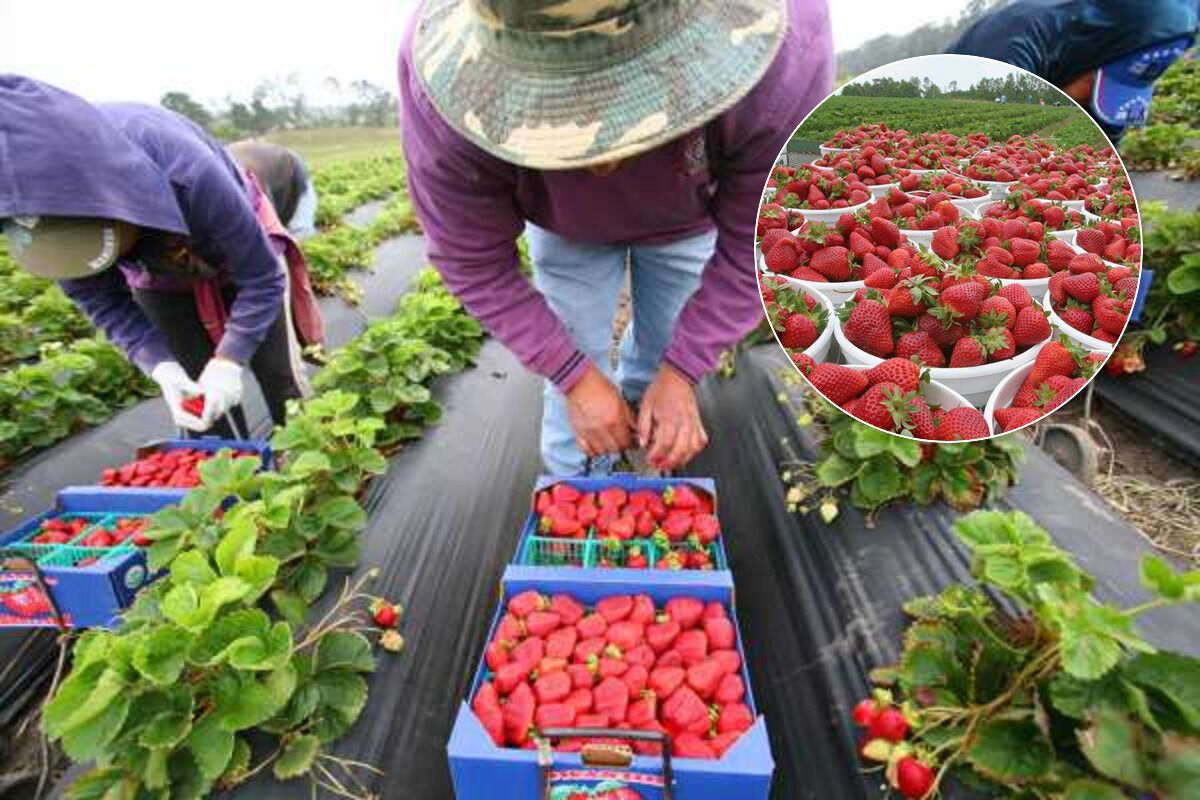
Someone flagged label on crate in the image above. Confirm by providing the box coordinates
[547,772,662,799]
[0,568,56,625]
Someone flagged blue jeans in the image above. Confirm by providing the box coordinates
[529,224,717,476]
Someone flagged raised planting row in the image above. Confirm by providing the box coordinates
[39,268,483,797]
[311,153,408,229]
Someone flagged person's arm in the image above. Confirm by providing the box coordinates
[398,58,590,393]
[185,159,286,365]
[661,8,834,384]
[59,269,174,373]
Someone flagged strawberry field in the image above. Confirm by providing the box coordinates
[0,130,1197,800]
[795,97,1108,150]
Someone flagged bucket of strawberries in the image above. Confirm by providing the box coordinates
[984,336,1107,433]
[760,274,833,364]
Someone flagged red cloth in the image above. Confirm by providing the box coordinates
[193,169,325,350]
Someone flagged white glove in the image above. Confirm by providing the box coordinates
[197,357,245,430]
[150,361,207,432]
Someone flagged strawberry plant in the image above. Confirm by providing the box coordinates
[42,268,481,797]
[858,510,1200,799]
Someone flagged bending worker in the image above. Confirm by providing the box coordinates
[400,0,833,475]
[948,0,1198,142]
[228,140,320,240]
[0,76,316,437]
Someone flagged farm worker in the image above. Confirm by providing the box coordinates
[228,140,320,239]
[0,76,321,437]
[400,0,833,475]
[948,0,1198,142]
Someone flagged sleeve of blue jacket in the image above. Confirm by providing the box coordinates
[59,270,175,373]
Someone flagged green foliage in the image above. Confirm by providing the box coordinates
[795,97,1104,149]
[312,154,407,229]
[874,510,1200,798]
[1119,124,1197,171]
[1149,52,1200,127]
[46,261,483,797]
[0,337,156,463]
[1131,203,1200,347]
[811,403,1024,513]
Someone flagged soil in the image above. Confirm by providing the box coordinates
[1051,392,1200,562]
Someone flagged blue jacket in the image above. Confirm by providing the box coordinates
[0,75,285,372]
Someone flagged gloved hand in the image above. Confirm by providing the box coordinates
[150,361,206,432]
[197,357,245,430]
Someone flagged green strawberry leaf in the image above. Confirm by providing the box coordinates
[273,734,321,780]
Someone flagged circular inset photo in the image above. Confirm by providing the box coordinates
[756,54,1141,442]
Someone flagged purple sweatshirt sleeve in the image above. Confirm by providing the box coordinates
[185,160,286,365]
[59,270,174,373]
[399,52,591,392]
[663,4,834,383]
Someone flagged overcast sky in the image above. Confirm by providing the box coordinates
[843,54,1043,91]
[0,1,974,105]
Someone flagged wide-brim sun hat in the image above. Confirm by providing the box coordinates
[412,0,788,170]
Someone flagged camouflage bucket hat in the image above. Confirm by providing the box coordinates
[413,0,788,170]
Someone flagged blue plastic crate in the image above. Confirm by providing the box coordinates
[448,568,773,799]
[0,488,186,629]
[514,475,731,583]
[1131,269,1153,324]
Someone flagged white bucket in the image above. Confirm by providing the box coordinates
[793,199,871,225]
[782,273,864,308]
[867,182,901,198]
[819,145,859,156]
[801,288,835,364]
[1042,290,1116,353]
[834,309,1048,407]
[983,362,1034,435]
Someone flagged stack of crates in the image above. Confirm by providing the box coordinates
[0,437,273,630]
[448,475,774,799]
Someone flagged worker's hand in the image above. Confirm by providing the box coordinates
[638,364,708,471]
[197,356,245,431]
[565,364,636,460]
[150,361,207,432]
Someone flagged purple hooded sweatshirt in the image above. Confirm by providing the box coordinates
[0,76,285,373]
[399,0,834,391]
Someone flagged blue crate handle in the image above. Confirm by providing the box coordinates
[537,727,674,800]
[1130,269,1153,325]
[176,409,250,442]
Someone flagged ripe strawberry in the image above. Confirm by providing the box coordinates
[790,350,816,376]
[978,295,1017,330]
[502,682,536,745]
[1075,227,1108,254]
[776,312,819,350]
[1058,304,1093,334]
[1007,237,1041,266]
[853,382,908,432]
[807,362,869,404]
[594,676,629,723]
[895,331,946,368]
[550,594,585,626]
[665,596,705,630]
[809,246,852,281]
[896,757,935,800]
[852,699,879,728]
[686,657,724,700]
[181,395,206,417]
[994,406,1044,431]
[764,243,799,273]
[949,336,987,368]
[674,629,709,665]
[472,681,506,745]
[1063,272,1100,303]
[841,296,895,356]
[917,313,964,351]
[1012,305,1051,348]
[868,706,909,742]
[372,600,399,629]
[534,670,572,705]
[937,281,987,322]
[710,649,742,676]
[673,733,717,760]
[870,217,901,247]
[1068,253,1105,274]
[1046,239,1076,271]
[649,665,686,698]
[702,616,735,651]
[717,703,754,735]
[715,673,746,705]
[936,407,990,441]
[981,326,1016,361]
[662,685,709,734]
[865,357,922,392]
[607,620,644,652]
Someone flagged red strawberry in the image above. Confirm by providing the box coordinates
[550,483,581,505]
[665,596,705,629]
[472,681,506,745]
[841,296,895,356]
[1093,294,1130,334]
[852,699,879,728]
[897,757,935,799]
[546,626,578,660]
[930,225,960,259]
[807,362,869,404]
[710,649,742,675]
[764,243,798,274]
[1012,305,1051,347]
[852,382,907,432]
[535,670,572,705]
[1007,237,1041,266]
[594,676,629,723]
[868,706,909,742]
[646,619,682,654]
[596,595,634,624]
[508,590,547,619]
[1075,227,1108,254]
[534,702,576,731]
[181,395,205,417]
[649,666,686,698]
[1063,272,1101,303]
[686,657,725,700]
[662,685,709,734]
[606,620,645,652]
[1046,239,1076,271]
[864,357,921,392]
[937,281,987,322]
[870,217,901,247]
[936,407,990,441]
[550,594,585,626]
[674,629,709,665]
[895,330,946,368]
[949,336,987,368]
[717,703,754,735]
[715,673,746,704]
[525,610,562,638]
[1068,253,1105,274]
[777,313,819,350]
[994,406,1044,431]
[502,682,537,745]
[691,513,720,544]
[673,733,717,760]
[577,612,608,639]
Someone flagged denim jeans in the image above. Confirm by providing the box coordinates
[528,223,717,476]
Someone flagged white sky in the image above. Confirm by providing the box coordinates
[0,0,974,106]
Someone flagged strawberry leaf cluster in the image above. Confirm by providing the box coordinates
[867,510,1200,798]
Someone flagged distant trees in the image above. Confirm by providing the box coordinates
[158,76,399,140]
[841,72,1059,103]
[837,0,1004,79]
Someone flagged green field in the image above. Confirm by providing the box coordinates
[264,126,399,167]
[794,97,1107,149]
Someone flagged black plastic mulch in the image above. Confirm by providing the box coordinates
[1094,343,1200,468]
